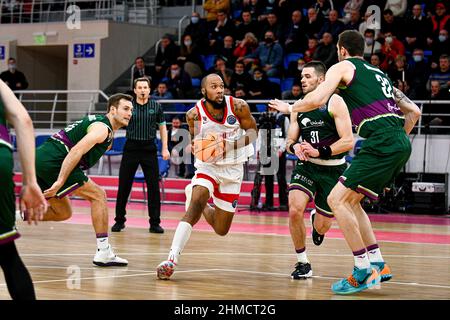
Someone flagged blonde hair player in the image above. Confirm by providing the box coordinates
[156,74,258,279]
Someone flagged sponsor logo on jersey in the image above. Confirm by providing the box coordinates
[227,115,237,125]
[232,200,238,208]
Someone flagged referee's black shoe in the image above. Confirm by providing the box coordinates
[111,222,125,232]
[150,225,164,234]
[310,210,324,246]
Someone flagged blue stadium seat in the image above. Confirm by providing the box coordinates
[191,77,201,87]
[256,104,267,112]
[132,155,170,203]
[104,136,127,175]
[35,134,51,147]
[202,54,216,71]
[284,53,304,69]
[268,77,281,85]
[281,78,295,92]
[232,9,242,19]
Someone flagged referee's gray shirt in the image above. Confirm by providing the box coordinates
[126,99,166,141]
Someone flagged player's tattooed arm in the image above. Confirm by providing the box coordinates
[231,97,258,149]
[393,87,422,135]
[186,106,200,141]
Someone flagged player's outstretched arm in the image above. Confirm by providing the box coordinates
[393,87,422,135]
[44,123,109,198]
[232,97,258,150]
[328,94,354,154]
[0,79,47,224]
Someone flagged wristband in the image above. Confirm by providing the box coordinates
[289,142,299,154]
[288,104,293,113]
[318,145,332,159]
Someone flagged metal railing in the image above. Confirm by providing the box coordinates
[14,89,109,128]
[9,92,450,133]
[0,0,159,25]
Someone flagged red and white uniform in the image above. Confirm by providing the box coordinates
[188,95,254,212]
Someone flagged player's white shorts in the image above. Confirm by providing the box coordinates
[186,161,244,213]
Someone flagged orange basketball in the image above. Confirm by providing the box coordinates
[193,134,224,162]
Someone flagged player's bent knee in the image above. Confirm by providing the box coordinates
[289,203,306,220]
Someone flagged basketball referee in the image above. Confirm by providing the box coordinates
[112,77,170,233]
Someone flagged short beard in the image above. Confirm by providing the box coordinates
[205,92,225,109]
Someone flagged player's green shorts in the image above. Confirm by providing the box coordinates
[289,160,347,218]
[339,127,411,201]
[36,140,88,198]
[0,146,20,245]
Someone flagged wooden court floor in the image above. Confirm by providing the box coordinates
[1,200,449,300]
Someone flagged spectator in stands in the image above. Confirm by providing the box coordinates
[203,0,230,23]
[151,82,174,100]
[342,0,364,24]
[312,32,337,69]
[284,10,309,54]
[260,12,284,42]
[215,35,236,68]
[178,34,204,79]
[212,56,234,92]
[370,53,382,67]
[318,9,345,42]
[431,79,450,99]
[431,2,450,38]
[408,48,430,99]
[259,0,281,21]
[208,10,236,52]
[242,0,265,22]
[359,9,381,39]
[166,62,193,99]
[388,55,409,85]
[235,10,259,41]
[394,79,410,96]
[286,57,306,80]
[427,54,450,91]
[229,60,252,97]
[0,58,28,91]
[247,67,274,100]
[381,9,405,39]
[432,29,449,67]
[344,9,361,30]
[423,79,450,134]
[363,29,382,61]
[154,34,180,84]
[282,83,302,100]
[132,57,152,86]
[168,116,193,178]
[385,0,407,17]
[183,12,209,55]
[304,38,319,63]
[305,7,323,40]
[404,4,433,52]
[380,30,405,71]
[234,32,259,60]
[244,30,284,77]
[278,0,305,23]
[314,0,334,20]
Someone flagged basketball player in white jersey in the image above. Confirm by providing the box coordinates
[156,74,258,279]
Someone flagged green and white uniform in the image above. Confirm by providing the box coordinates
[289,98,347,217]
[0,99,19,244]
[338,58,411,200]
[36,115,113,198]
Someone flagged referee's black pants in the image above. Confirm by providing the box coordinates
[115,139,161,226]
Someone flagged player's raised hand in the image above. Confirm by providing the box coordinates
[300,141,319,158]
[268,99,290,114]
[20,182,48,225]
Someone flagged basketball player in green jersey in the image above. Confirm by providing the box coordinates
[0,79,47,300]
[286,61,354,280]
[269,30,421,294]
[35,93,133,267]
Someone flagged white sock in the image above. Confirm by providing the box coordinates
[295,248,309,264]
[367,247,384,263]
[97,236,109,250]
[353,250,371,269]
[168,221,192,264]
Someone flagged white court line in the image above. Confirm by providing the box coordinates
[20,252,450,259]
[1,267,448,291]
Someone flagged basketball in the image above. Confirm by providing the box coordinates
[193,133,224,162]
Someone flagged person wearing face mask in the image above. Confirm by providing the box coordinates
[178,34,204,78]
[166,63,194,99]
[363,29,381,61]
[380,31,405,71]
[408,48,430,99]
[229,61,251,98]
[244,30,284,77]
[432,29,450,67]
[0,58,29,91]
[404,4,433,52]
[183,12,209,55]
